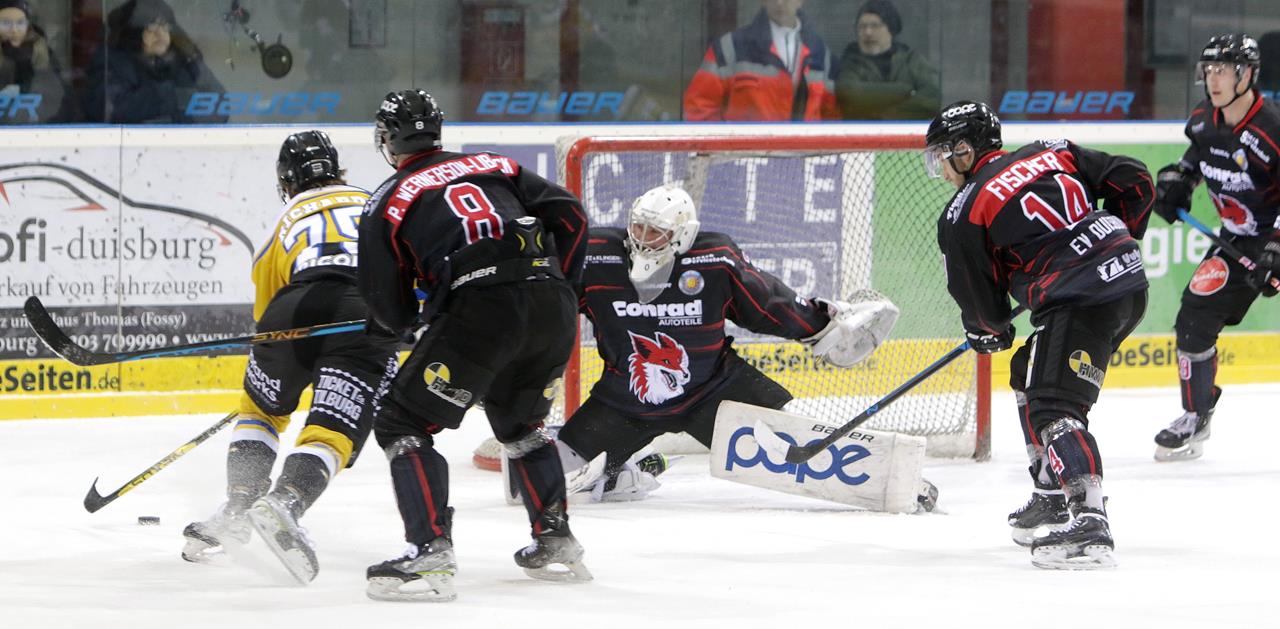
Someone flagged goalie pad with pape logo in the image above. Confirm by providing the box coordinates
[711,401,926,513]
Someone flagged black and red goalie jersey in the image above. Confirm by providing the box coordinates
[359,150,588,333]
[579,228,829,418]
[936,139,1155,335]
[1178,93,1280,236]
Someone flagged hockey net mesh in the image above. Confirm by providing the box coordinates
[555,135,986,460]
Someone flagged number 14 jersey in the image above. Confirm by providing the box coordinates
[936,139,1155,335]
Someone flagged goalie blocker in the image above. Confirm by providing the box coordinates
[713,402,931,513]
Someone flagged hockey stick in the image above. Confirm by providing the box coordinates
[24,296,365,366]
[755,306,1027,464]
[84,411,237,513]
[1177,208,1280,291]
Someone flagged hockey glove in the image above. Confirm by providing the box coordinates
[1245,233,1280,297]
[1153,163,1196,224]
[966,325,1015,354]
[804,298,900,367]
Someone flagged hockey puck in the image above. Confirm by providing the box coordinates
[137,516,161,526]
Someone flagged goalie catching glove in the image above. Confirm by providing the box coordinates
[802,298,900,367]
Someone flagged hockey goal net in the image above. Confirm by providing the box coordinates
[473,134,991,469]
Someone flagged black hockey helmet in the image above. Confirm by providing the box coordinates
[276,130,341,201]
[1197,33,1261,89]
[924,100,1002,178]
[375,89,444,166]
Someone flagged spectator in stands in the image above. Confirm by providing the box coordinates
[82,0,226,123]
[0,0,76,123]
[683,0,838,121]
[835,0,940,120]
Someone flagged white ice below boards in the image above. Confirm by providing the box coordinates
[1,385,1276,628]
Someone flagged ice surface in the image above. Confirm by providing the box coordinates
[2,385,1275,628]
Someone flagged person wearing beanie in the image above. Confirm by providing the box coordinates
[835,0,940,120]
[81,0,226,123]
[0,0,77,123]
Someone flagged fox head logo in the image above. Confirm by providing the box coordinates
[627,331,691,405]
[1210,191,1257,234]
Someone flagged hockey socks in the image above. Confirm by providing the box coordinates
[1040,417,1104,495]
[508,440,570,534]
[385,437,453,545]
[226,439,275,512]
[1177,347,1219,414]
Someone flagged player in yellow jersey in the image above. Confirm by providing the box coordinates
[183,131,400,584]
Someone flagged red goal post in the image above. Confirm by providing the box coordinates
[556,134,991,460]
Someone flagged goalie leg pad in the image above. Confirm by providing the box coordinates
[712,401,927,513]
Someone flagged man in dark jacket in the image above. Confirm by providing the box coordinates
[836,0,940,120]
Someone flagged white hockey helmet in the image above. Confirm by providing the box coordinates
[626,185,700,282]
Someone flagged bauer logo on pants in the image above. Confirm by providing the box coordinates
[1189,256,1230,296]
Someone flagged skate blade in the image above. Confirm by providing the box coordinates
[1154,442,1204,462]
[367,574,457,602]
[1031,544,1117,570]
[523,560,594,583]
[247,505,318,585]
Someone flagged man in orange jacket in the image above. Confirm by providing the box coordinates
[683,0,839,121]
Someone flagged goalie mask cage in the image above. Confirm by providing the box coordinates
[556,134,991,461]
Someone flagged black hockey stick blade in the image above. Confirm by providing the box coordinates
[25,296,364,366]
[781,305,1026,464]
[82,412,237,513]
[23,296,103,365]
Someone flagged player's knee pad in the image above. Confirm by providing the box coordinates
[1175,307,1224,354]
[502,426,553,459]
[1039,417,1104,483]
[294,425,353,477]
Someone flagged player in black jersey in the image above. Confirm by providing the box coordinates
[554,184,899,501]
[358,89,590,601]
[926,101,1154,569]
[1150,33,1280,462]
[182,131,400,583]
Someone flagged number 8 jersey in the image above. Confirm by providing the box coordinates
[251,184,370,321]
[936,139,1155,334]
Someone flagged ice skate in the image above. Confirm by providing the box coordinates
[182,503,251,563]
[247,492,318,584]
[1154,410,1212,462]
[366,538,458,602]
[1030,505,1116,570]
[1008,489,1069,547]
[514,530,593,583]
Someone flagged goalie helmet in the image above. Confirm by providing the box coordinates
[374,89,444,166]
[276,130,341,201]
[1197,33,1261,90]
[626,185,700,283]
[924,100,1002,178]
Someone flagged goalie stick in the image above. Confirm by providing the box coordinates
[23,296,364,366]
[84,411,237,513]
[755,305,1027,464]
[1177,208,1280,292]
